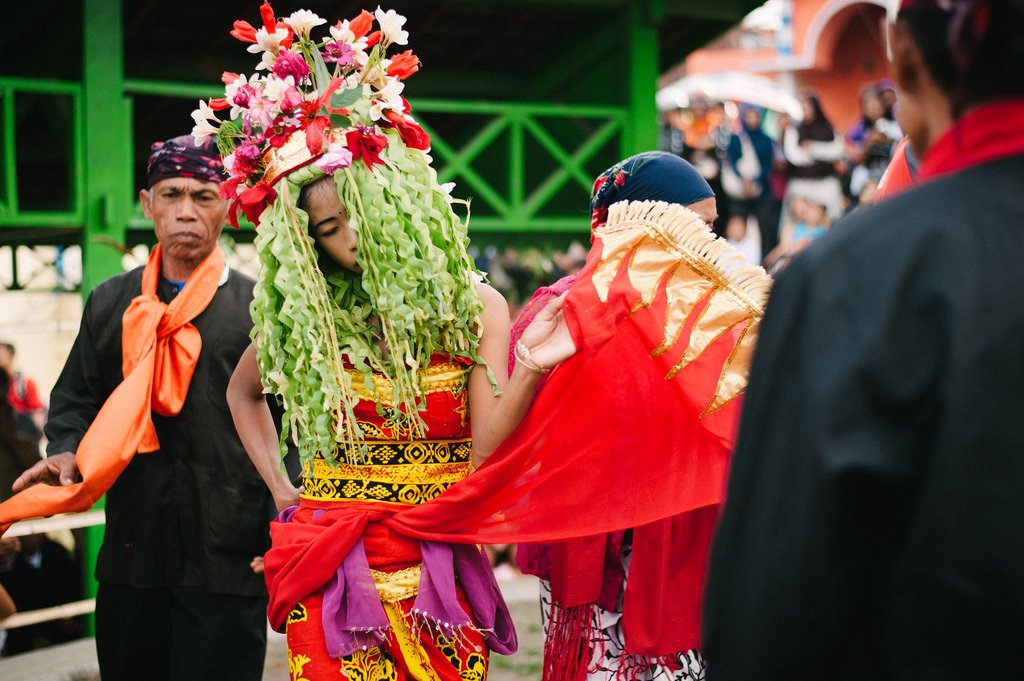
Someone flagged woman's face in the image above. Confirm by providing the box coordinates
[688,197,718,231]
[304,179,360,272]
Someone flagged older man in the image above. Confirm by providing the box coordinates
[7,136,273,680]
[704,1,1024,679]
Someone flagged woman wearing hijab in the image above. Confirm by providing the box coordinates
[508,151,755,681]
[724,105,780,259]
[782,94,845,227]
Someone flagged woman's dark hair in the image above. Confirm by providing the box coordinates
[799,94,836,142]
[900,1,1024,114]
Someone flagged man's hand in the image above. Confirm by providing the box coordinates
[11,452,81,493]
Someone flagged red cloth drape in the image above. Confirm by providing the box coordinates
[266,210,759,655]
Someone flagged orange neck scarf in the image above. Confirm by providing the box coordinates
[0,244,225,534]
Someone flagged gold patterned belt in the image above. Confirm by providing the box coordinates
[301,438,473,505]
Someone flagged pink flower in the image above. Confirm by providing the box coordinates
[322,40,355,66]
[236,140,261,163]
[315,141,353,174]
[231,84,258,109]
[277,85,303,113]
[271,48,309,81]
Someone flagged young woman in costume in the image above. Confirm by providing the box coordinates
[210,5,574,678]
[510,152,729,681]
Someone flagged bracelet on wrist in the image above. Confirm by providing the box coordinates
[515,339,549,374]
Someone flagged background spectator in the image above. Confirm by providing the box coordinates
[0,342,45,444]
[781,94,845,234]
[0,533,84,655]
[724,104,779,258]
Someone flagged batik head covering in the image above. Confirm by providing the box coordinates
[589,151,714,231]
[192,3,488,465]
[146,135,224,187]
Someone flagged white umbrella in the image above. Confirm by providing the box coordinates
[657,71,804,120]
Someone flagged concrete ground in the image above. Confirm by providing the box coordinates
[0,573,545,680]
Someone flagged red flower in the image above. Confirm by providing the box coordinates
[346,129,388,168]
[230,20,257,43]
[209,97,230,111]
[349,10,374,40]
[220,176,245,202]
[237,181,278,228]
[365,30,381,48]
[259,1,277,32]
[304,116,332,155]
[387,50,420,80]
[233,3,293,48]
[383,110,430,150]
[266,121,294,148]
[221,71,240,85]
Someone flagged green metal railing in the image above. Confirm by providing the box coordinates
[415,99,627,232]
[0,77,85,227]
[121,79,627,233]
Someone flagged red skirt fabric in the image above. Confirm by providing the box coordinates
[281,504,490,680]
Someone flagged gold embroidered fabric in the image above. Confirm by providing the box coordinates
[347,361,470,407]
[370,565,422,603]
[301,438,473,504]
[592,200,772,415]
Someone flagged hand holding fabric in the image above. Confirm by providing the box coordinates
[517,293,576,371]
[11,452,80,492]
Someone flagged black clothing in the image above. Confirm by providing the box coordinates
[704,155,1024,679]
[45,266,273,596]
[95,582,266,681]
[1,538,83,654]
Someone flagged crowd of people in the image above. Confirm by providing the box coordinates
[660,78,905,271]
[0,2,1022,681]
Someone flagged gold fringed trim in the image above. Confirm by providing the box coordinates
[592,200,773,414]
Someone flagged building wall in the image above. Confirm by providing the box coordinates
[800,4,890,131]
[681,0,891,132]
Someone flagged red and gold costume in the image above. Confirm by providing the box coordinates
[270,356,513,680]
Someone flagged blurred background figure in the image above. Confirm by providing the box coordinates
[0,369,41,502]
[763,194,831,274]
[723,104,779,258]
[0,342,45,446]
[0,532,83,655]
[780,94,845,236]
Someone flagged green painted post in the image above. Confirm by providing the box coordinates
[627,0,662,155]
[82,0,131,294]
[81,0,132,631]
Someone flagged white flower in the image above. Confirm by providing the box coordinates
[247,26,291,70]
[190,100,221,145]
[375,8,409,46]
[329,20,368,53]
[368,77,405,121]
[285,10,326,39]
[262,75,296,106]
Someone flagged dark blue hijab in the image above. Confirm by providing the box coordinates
[590,152,715,229]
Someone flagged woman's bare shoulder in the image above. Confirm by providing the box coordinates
[475,280,509,314]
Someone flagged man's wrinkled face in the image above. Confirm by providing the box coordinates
[140,177,228,264]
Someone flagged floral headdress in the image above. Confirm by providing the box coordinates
[192,4,491,467]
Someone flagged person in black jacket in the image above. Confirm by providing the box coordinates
[11,135,274,681]
[704,2,1024,679]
